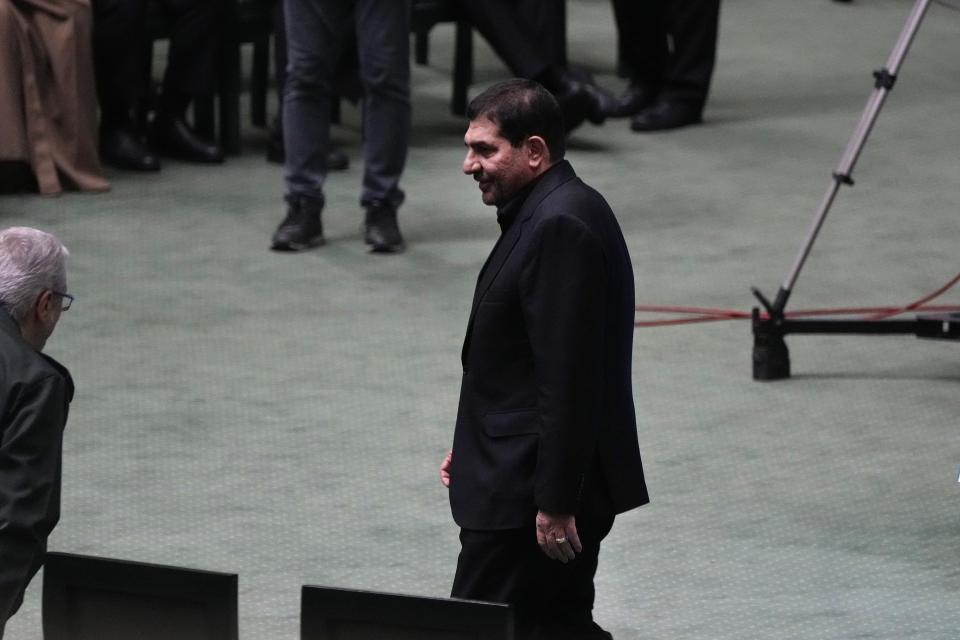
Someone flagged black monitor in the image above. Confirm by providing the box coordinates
[42,551,238,640]
[301,586,513,640]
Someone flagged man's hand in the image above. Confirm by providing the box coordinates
[536,510,582,563]
[440,449,453,487]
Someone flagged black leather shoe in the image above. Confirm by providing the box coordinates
[552,74,617,132]
[608,83,657,118]
[363,201,404,253]
[99,128,160,171]
[153,116,224,163]
[271,194,325,251]
[630,100,703,132]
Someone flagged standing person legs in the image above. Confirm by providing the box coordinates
[451,513,616,639]
[354,0,410,253]
[272,0,348,251]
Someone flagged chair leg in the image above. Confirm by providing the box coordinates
[251,34,269,127]
[415,29,429,65]
[451,21,472,116]
[218,0,242,154]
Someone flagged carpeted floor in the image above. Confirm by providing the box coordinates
[2,1,958,638]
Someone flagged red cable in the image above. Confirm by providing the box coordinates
[635,272,960,327]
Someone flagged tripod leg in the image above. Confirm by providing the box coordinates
[772,0,932,315]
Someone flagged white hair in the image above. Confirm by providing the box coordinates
[0,226,69,324]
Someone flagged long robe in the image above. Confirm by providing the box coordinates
[0,0,108,195]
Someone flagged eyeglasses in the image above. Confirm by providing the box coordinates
[51,291,74,311]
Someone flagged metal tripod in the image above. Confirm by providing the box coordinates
[751,0,959,381]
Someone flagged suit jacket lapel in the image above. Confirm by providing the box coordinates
[461,161,577,364]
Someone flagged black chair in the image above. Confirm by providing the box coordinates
[301,585,513,640]
[42,552,238,640]
[410,0,474,116]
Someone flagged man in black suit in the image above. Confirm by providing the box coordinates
[0,227,74,637]
[610,0,721,131]
[440,79,648,639]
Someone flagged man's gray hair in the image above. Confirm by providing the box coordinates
[0,227,69,323]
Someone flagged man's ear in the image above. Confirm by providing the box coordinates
[34,289,55,322]
[525,136,549,169]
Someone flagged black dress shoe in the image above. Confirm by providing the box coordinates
[608,83,658,118]
[363,200,404,253]
[630,100,703,132]
[99,127,160,171]
[153,116,224,163]
[552,74,617,132]
[271,194,325,251]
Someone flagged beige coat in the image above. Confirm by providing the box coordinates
[0,0,108,195]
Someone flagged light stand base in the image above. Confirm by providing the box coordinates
[751,308,959,380]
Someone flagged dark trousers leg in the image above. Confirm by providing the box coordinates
[660,0,720,105]
[613,0,719,105]
[161,0,223,102]
[451,0,555,80]
[282,0,348,200]
[612,0,667,91]
[92,0,148,126]
[354,0,410,208]
[452,513,615,639]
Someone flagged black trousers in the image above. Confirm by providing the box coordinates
[451,0,566,81]
[612,0,720,106]
[92,0,223,124]
[451,511,615,639]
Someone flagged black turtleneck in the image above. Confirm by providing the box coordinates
[495,163,561,233]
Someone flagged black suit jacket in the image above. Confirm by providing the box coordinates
[449,161,648,531]
[0,310,73,624]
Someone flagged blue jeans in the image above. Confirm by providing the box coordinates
[283,0,410,208]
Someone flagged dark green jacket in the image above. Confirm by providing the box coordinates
[0,309,73,625]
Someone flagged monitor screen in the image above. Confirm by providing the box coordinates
[301,586,513,640]
[42,552,238,640]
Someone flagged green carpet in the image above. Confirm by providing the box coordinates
[2,1,958,638]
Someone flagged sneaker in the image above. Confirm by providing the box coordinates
[363,201,405,253]
[271,194,325,251]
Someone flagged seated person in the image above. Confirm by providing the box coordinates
[452,0,617,132]
[0,0,108,195]
[92,0,225,170]
[610,0,720,131]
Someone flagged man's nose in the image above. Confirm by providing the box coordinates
[462,151,478,175]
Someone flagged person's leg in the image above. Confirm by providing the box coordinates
[282,0,346,201]
[609,0,666,117]
[659,0,720,107]
[272,0,347,251]
[267,0,348,169]
[630,0,719,131]
[91,0,160,170]
[452,513,615,639]
[450,0,553,80]
[353,0,410,252]
[155,0,224,162]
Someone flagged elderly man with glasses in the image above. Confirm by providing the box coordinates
[0,226,74,637]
